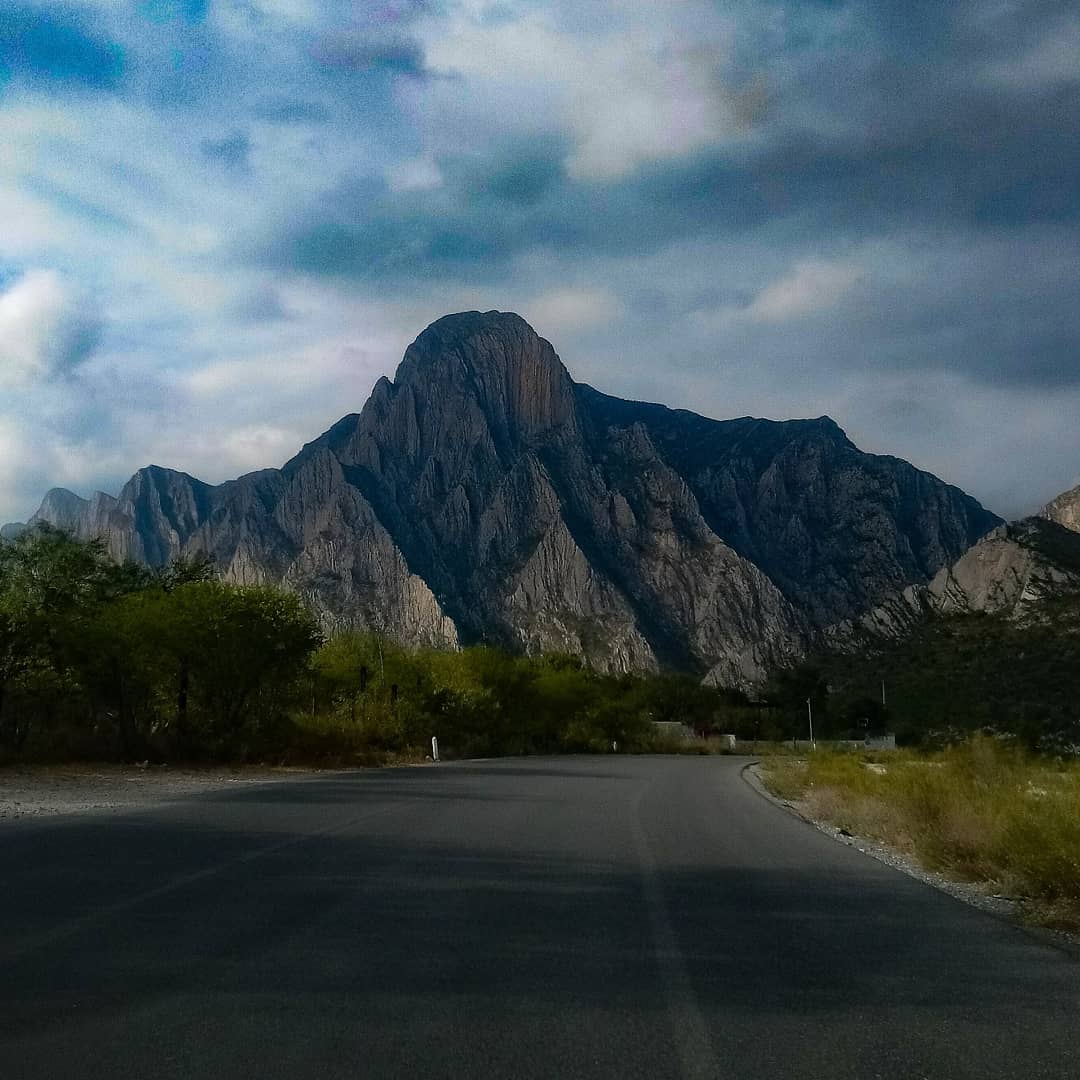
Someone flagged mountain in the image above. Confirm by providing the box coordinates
[808,512,1080,750]
[1042,483,1080,534]
[5,310,1001,683]
[824,515,1080,650]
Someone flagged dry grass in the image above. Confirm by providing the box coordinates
[760,737,1080,930]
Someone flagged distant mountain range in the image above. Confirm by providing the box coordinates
[4,311,1003,684]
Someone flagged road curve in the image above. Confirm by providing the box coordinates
[1,756,1078,1079]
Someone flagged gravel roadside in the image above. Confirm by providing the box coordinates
[0,764,320,821]
[742,760,1080,957]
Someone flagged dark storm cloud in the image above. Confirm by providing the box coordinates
[272,5,1078,247]
[0,4,125,92]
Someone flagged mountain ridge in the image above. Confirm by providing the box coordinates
[4,310,1002,684]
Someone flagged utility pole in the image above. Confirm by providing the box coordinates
[807,696,816,750]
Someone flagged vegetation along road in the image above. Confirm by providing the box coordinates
[2,756,1079,1079]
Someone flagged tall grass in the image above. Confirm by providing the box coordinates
[761,737,1080,930]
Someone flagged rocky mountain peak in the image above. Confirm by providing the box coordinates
[1042,482,1080,534]
[29,488,89,530]
[392,310,576,443]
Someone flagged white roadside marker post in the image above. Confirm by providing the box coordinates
[807,696,816,750]
[431,736,439,762]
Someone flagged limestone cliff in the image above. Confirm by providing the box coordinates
[1042,483,1080,534]
[825,516,1080,651]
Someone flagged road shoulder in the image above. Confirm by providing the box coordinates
[741,760,1080,959]
[0,764,322,822]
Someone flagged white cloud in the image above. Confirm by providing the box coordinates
[0,417,25,515]
[0,270,97,387]
[221,425,308,472]
[387,152,444,193]
[421,6,743,180]
[522,286,621,337]
[745,258,861,322]
[0,401,130,524]
[565,42,741,181]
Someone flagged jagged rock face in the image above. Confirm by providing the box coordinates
[27,472,208,566]
[291,313,812,677]
[928,520,1079,616]
[825,517,1080,650]
[10,310,1002,684]
[1043,483,1080,534]
[30,488,89,532]
[579,389,999,624]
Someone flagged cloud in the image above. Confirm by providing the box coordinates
[311,32,428,77]
[0,270,100,387]
[479,145,566,206]
[0,0,1078,528]
[253,97,331,124]
[421,8,745,181]
[0,5,125,92]
[386,152,443,193]
[970,7,1080,90]
[745,259,861,322]
[201,129,252,171]
[138,0,210,25]
[523,287,621,337]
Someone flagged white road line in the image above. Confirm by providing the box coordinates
[632,786,720,1080]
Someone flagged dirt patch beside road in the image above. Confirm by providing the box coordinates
[0,764,317,820]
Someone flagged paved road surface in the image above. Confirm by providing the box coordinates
[2,756,1078,1079]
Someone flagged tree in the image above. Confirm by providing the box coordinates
[0,525,124,751]
[159,582,322,754]
[763,664,831,738]
[156,554,217,592]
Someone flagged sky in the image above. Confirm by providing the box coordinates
[1,0,1078,523]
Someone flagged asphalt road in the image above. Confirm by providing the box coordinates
[2,756,1078,1079]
